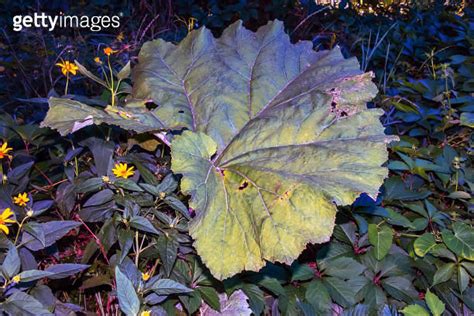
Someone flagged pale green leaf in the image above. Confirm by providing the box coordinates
[425,290,445,316]
[414,233,437,257]
[460,112,474,128]
[135,20,393,279]
[401,304,430,316]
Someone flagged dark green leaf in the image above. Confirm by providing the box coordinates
[114,179,144,192]
[129,216,160,235]
[414,233,437,257]
[147,278,192,295]
[2,246,20,278]
[75,177,103,193]
[368,224,393,260]
[432,262,455,286]
[45,264,89,279]
[305,280,331,314]
[3,291,53,316]
[115,266,140,316]
[22,221,80,251]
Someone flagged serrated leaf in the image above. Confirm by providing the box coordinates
[115,266,140,316]
[414,233,437,257]
[323,276,364,307]
[291,263,315,282]
[305,279,331,314]
[425,290,445,316]
[368,224,393,260]
[381,276,418,303]
[401,304,429,316]
[362,283,387,309]
[441,222,474,260]
[323,257,366,279]
[132,20,393,279]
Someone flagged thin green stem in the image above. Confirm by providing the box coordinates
[399,233,420,238]
[65,74,69,95]
[107,57,115,107]
[135,231,140,266]
[14,215,29,245]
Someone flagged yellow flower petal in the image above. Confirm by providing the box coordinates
[0,224,9,235]
[0,208,14,220]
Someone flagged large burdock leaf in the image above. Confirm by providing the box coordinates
[135,20,394,279]
[36,19,393,280]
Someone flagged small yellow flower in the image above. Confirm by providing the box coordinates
[140,311,151,316]
[13,193,30,207]
[112,163,135,179]
[55,61,79,76]
[0,142,13,159]
[0,208,16,235]
[141,272,151,281]
[94,57,102,64]
[12,275,21,283]
[26,210,34,217]
[102,176,111,183]
[103,47,118,56]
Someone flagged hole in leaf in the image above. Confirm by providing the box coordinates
[145,101,157,110]
[238,181,249,190]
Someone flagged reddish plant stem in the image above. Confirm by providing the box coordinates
[74,214,110,265]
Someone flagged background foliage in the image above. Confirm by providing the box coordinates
[0,0,472,315]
